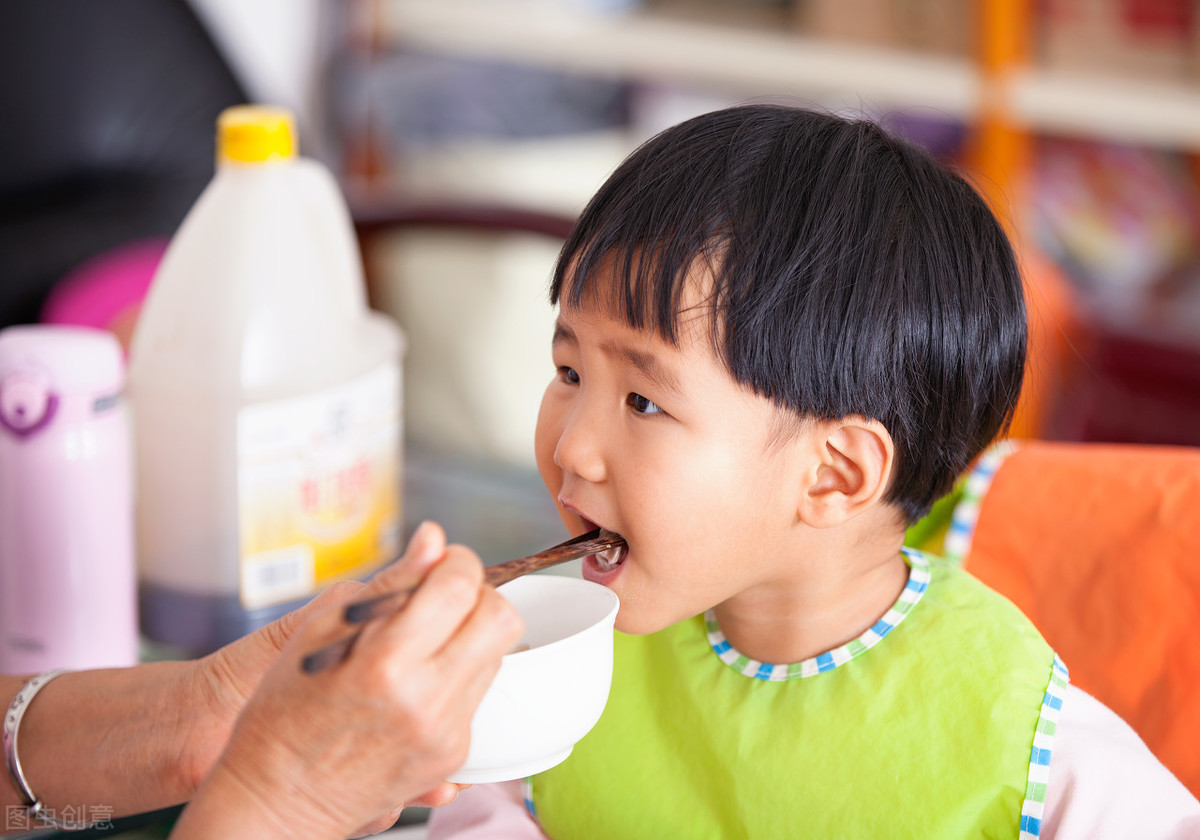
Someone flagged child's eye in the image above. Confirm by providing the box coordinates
[558,366,580,385]
[627,393,663,415]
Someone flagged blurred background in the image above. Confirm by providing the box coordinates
[7,4,1200,834]
[5,0,1200,555]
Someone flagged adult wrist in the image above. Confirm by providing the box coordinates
[22,661,205,818]
[161,657,239,803]
[3,670,97,831]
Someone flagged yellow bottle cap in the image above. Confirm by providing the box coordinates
[217,105,296,164]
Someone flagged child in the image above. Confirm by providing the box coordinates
[428,105,1199,839]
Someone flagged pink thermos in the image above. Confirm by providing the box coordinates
[0,325,138,673]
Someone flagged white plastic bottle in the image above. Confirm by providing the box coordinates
[128,106,405,654]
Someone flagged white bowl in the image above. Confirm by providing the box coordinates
[447,574,620,784]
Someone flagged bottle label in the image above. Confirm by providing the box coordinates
[236,363,401,609]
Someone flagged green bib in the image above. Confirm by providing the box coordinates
[530,551,1065,839]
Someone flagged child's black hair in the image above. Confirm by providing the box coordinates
[550,104,1027,524]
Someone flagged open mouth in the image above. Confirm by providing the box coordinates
[578,517,627,575]
[594,528,627,571]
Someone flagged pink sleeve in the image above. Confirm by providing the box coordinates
[426,781,548,840]
[1043,686,1200,840]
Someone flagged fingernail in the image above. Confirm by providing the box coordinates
[410,520,440,563]
[412,520,433,542]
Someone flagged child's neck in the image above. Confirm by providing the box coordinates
[711,518,909,665]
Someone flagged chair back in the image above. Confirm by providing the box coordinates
[948,440,1200,798]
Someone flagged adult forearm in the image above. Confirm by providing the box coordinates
[2,661,215,828]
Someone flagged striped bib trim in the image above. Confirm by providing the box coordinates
[704,549,932,681]
[1020,654,1070,838]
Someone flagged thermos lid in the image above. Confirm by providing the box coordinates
[0,325,124,399]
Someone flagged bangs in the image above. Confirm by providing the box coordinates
[550,116,740,347]
[554,236,727,348]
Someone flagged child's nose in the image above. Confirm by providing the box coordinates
[553,404,608,484]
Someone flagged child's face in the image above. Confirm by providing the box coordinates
[535,282,819,635]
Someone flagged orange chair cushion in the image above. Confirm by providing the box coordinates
[960,440,1200,799]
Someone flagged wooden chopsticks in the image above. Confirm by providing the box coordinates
[300,528,625,674]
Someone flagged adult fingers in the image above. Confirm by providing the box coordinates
[405,783,469,809]
[193,578,369,732]
[363,520,448,597]
[360,542,487,663]
[282,522,452,675]
[259,579,365,654]
[345,785,464,838]
[348,804,406,838]
[441,584,523,668]
[425,584,523,704]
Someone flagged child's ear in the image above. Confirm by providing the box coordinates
[798,417,895,529]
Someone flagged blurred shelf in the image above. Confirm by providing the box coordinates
[374,0,1200,150]
[1007,69,1200,150]
[374,0,979,118]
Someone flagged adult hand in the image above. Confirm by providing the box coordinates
[177,519,476,803]
[170,522,523,839]
[172,547,396,805]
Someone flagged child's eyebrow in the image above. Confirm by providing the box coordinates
[551,321,576,346]
[602,341,683,398]
[552,319,683,397]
